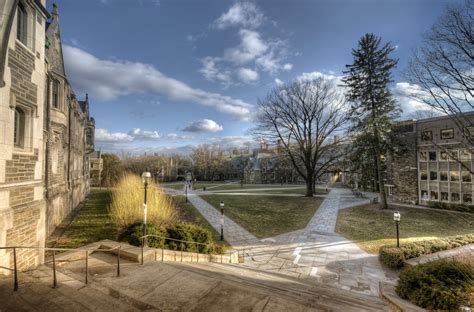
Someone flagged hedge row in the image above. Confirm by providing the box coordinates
[427,201,474,213]
[379,234,474,268]
[396,259,474,310]
[118,222,226,254]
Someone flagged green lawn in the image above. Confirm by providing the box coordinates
[173,195,228,246]
[210,187,327,195]
[50,189,117,249]
[200,195,322,238]
[336,204,474,254]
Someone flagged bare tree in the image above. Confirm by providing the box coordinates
[407,0,473,139]
[253,77,349,197]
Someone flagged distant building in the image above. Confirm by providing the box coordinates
[90,151,103,186]
[381,114,474,205]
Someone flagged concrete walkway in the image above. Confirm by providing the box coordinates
[187,194,258,246]
[175,187,391,297]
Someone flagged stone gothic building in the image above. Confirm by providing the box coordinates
[0,1,95,271]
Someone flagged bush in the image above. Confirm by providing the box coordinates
[108,173,178,227]
[119,222,223,254]
[118,223,166,248]
[166,223,216,254]
[396,259,474,310]
[379,234,474,268]
[427,201,474,213]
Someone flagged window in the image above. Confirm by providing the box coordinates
[429,151,437,161]
[463,126,474,138]
[450,171,460,181]
[463,193,472,204]
[449,150,459,161]
[441,192,449,201]
[440,151,449,161]
[440,171,448,181]
[14,107,25,147]
[421,131,432,141]
[440,128,454,139]
[421,190,428,200]
[451,193,460,202]
[430,171,438,180]
[462,171,471,182]
[420,171,427,180]
[460,150,471,161]
[52,80,60,109]
[430,191,438,200]
[16,3,27,45]
[419,152,427,161]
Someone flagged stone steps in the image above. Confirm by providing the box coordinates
[0,265,140,311]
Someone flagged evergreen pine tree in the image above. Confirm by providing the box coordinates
[342,33,400,209]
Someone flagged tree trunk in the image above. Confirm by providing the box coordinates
[305,176,314,197]
[375,153,388,209]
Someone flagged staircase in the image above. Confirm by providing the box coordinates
[0,240,390,311]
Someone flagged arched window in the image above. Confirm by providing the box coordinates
[14,107,25,147]
[16,3,28,45]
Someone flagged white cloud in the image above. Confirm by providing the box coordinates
[282,63,293,71]
[129,128,161,141]
[297,71,341,83]
[209,135,254,148]
[182,119,224,133]
[199,56,232,84]
[237,67,259,82]
[95,128,134,142]
[224,29,268,64]
[392,82,435,116]
[63,45,252,119]
[274,78,284,86]
[214,2,264,30]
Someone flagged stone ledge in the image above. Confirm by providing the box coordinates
[379,282,426,312]
[405,244,474,267]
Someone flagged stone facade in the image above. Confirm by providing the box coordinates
[377,114,474,206]
[89,151,103,187]
[0,1,95,272]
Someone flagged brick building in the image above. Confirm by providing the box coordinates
[0,1,95,272]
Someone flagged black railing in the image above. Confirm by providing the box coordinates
[139,235,245,265]
[0,245,121,291]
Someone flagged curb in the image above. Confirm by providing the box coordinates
[379,282,426,312]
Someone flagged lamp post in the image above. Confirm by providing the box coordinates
[185,182,188,202]
[142,169,151,247]
[220,201,225,241]
[393,211,401,247]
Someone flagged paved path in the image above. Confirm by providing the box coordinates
[187,194,258,246]
[173,187,391,297]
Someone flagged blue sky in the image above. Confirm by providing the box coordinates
[50,0,455,155]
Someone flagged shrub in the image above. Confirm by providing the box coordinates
[379,234,474,268]
[108,173,178,227]
[396,259,474,310]
[119,222,223,254]
[166,223,215,254]
[427,201,474,213]
[118,223,166,248]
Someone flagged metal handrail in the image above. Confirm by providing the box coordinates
[139,234,245,265]
[0,245,122,291]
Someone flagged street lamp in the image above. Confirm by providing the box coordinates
[393,211,401,247]
[142,169,152,247]
[220,201,225,241]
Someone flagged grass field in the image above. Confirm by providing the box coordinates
[209,187,327,195]
[49,189,117,249]
[200,194,322,238]
[336,204,474,254]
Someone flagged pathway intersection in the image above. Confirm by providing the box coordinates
[168,185,392,297]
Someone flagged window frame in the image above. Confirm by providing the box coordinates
[16,2,28,45]
[13,107,25,147]
[440,128,454,140]
[421,130,432,141]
